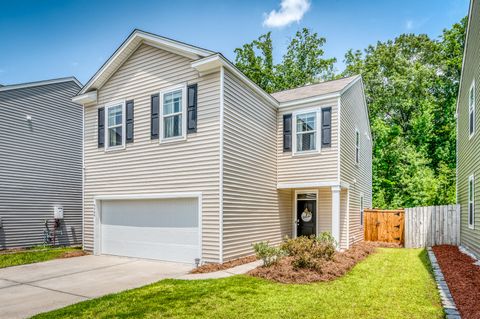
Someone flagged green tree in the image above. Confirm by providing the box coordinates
[234,28,336,93]
[342,18,466,208]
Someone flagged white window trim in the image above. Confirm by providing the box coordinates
[292,107,326,156]
[469,80,476,140]
[355,128,360,165]
[159,84,187,143]
[104,100,126,152]
[360,193,364,226]
[468,174,475,229]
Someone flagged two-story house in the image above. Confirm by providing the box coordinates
[73,30,372,264]
[0,77,83,249]
[457,0,480,257]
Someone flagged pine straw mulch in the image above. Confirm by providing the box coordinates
[432,245,480,319]
[248,241,400,284]
[59,250,87,258]
[191,255,257,274]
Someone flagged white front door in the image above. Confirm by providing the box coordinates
[99,197,199,263]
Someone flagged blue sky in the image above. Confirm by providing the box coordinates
[0,0,469,85]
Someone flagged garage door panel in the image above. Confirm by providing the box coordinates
[99,197,200,263]
[101,226,198,245]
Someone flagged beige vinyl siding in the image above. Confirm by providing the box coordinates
[340,189,349,249]
[277,97,339,184]
[317,188,332,233]
[340,80,373,247]
[222,69,292,260]
[83,44,221,262]
[458,0,480,257]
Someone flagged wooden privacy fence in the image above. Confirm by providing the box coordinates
[364,209,405,245]
[404,205,460,248]
[364,205,460,247]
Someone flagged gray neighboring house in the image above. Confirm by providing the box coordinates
[0,77,83,249]
[457,0,480,257]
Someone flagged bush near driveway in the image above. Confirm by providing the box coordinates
[0,246,84,268]
[33,249,442,319]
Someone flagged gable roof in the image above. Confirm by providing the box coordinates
[76,29,214,96]
[0,77,81,92]
[271,75,360,104]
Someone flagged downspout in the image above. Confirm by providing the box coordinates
[218,66,225,263]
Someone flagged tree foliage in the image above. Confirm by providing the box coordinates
[234,28,336,93]
[342,17,466,208]
[234,18,466,209]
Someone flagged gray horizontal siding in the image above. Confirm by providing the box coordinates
[0,81,83,249]
[458,0,480,257]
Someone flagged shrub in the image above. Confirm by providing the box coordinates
[252,241,284,266]
[281,232,337,270]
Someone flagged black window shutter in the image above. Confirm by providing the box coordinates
[283,114,292,152]
[98,107,105,148]
[187,83,198,133]
[151,94,159,139]
[126,100,134,143]
[322,107,332,148]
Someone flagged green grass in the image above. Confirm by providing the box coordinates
[0,246,81,269]
[34,248,443,319]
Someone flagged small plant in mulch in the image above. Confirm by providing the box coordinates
[249,236,383,284]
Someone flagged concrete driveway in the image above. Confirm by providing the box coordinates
[0,255,193,319]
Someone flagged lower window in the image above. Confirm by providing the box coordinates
[161,87,185,140]
[106,103,124,148]
[296,112,317,152]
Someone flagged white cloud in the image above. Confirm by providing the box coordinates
[405,19,414,30]
[263,0,311,28]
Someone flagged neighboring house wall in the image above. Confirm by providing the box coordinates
[340,80,373,246]
[82,44,221,262]
[458,0,480,257]
[277,97,339,185]
[222,69,292,260]
[0,80,82,249]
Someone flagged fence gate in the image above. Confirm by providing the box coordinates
[364,209,405,245]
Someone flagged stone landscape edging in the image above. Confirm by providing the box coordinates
[427,247,461,319]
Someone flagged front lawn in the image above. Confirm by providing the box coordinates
[34,248,442,319]
[0,246,83,269]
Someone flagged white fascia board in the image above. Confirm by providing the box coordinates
[456,0,474,114]
[191,54,279,108]
[72,90,97,104]
[277,181,341,189]
[94,192,203,201]
[0,77,82,92]
[78,30,214,96]
[339,75,362,95]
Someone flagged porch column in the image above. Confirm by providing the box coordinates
[331,185,341,247]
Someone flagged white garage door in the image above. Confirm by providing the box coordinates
[100,198,199,263]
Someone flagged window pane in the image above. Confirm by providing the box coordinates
[108,126,122,147]
[469,203,474,224]
[297,132,315,151]
[470,179,474,199]
[356,131,360,145]
[470,87,475,109]
[108,105,122,127]
[297,193,316,200]
[163,90,182,115]
[164,114,182,138]
[296,113,316,132]
[470,112,475,135]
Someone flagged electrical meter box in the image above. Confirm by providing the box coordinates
[54,206,64,219]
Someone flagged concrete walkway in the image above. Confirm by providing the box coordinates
[0,255,262,319]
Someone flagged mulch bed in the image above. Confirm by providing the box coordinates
[60,250,87,258]
[248,241,394,284]
[432,245,480,319]
[191,255,257,274]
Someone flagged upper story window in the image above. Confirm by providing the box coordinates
[160,85,186,142]
[469,80,475,138]
[106,101,125,150]
[355,129,360,164]
[295,112,317,152]
[469,174,475,229]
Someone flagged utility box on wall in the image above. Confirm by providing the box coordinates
[53,206,64,219]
